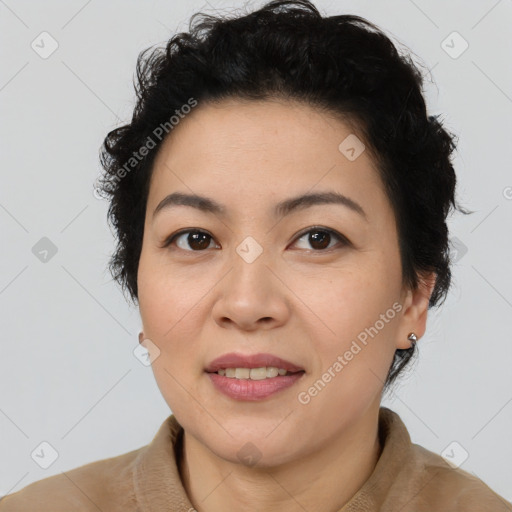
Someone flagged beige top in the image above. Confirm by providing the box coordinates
[1,407,510,511]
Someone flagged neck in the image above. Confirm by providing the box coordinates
[178,404,382,512]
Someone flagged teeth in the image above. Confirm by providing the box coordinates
[235,368,250,379]
[215,366,295,379]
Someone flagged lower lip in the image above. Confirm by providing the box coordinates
[206,372,305,401]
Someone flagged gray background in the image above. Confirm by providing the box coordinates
[1,0,511,502]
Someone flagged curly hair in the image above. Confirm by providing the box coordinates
[97,0,466,388]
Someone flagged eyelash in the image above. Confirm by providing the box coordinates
[162,226,350,253]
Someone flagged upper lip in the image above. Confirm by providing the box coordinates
[205,352,305,373]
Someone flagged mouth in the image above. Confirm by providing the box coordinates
[206,367,305,379]
[204,352,306,401]
[204,352,305,375]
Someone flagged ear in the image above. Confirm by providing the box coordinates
[138,331,145,344]
[395,272,436,349]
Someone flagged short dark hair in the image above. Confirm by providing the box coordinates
[97,0,466,388]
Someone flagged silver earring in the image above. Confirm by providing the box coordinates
[407,332,417,347]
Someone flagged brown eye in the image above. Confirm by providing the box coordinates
[167,230,216,251]
[292,227,347,251]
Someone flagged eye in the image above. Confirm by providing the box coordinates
[290,226,348,252]
[164,229,218,252]
[162,226,348,252]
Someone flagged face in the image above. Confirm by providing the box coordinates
[137,98,426,467]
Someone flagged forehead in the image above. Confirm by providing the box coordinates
[156,98,367,163]
[147,98,389,221]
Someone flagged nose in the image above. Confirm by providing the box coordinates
[211,251,290,332]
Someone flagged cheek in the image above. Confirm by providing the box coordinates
[138,249,209,336]
[137,254,208,413]
[297,253,402,396]
[296,293,400,433]
[296,254,402,339]
[137,250,218,392]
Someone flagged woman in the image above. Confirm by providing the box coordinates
[1,0,510,510]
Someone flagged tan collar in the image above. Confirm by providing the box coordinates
[339,407,413,510]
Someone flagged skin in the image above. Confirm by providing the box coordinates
[137,97,435,512]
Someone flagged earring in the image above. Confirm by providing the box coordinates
[407,332,417,348]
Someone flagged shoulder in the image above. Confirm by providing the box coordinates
[376,408,511,511]
[407,443,512,511]
[0,446,145,512]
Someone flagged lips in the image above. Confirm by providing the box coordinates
[204,352,305,373]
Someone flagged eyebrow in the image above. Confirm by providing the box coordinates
[152,191,367,221]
